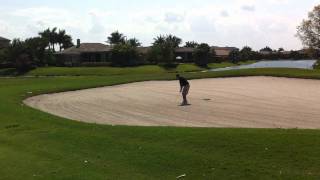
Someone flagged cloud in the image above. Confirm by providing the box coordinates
[189,16,215,34]
[268,0,289,4]
[145,16,159,23]
[220,10,229,17]
[89,15,106,34]
[241,5,256,12]
[10,7,79,28]
[0,20,11,37]
[164,12,185,23]
[0,1,310,50]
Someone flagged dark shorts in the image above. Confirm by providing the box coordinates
[182,84,190,96]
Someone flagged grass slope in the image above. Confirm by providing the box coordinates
[1,68,320,179]
[25,61,256,77]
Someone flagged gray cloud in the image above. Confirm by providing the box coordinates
[220,10,229,17]
[241,5,255,12]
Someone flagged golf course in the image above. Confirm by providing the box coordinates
[2,66,320,179]
[2,0,320,179]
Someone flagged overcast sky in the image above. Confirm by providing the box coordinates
[0,0,318,50]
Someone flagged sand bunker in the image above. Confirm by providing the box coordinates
[24,77,320,129]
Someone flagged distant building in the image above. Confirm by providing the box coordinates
[56,40,112,66]
[135,46,149,54]
[280,51,291,55]
[212,46,238,59]
[175,46,237,62]
[174,47,194,62]
[0,36,10,49]
[57,40,153,66]
[57,39,238,65]
[259,50,273,55]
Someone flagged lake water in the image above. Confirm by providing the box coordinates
[211,60,317,72]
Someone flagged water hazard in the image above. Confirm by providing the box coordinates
[211,60,317,72]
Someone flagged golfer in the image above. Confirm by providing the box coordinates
[176,74,190,105]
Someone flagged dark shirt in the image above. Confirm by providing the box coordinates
[179,77,189,87]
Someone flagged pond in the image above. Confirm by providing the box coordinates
[211,60,317,72]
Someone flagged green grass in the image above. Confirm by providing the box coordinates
[238,60,257,65]
[26,64,205,76]
[2,68,320,179]
[25,61,256,77]
[175,63,204,72]
[208,60,256,69]
[313,59,320,69]
[26,65,169,76]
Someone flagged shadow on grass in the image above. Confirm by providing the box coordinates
[0,68,31,76]
[159,63,179,70]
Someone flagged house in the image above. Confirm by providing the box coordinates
[174,46,237,62]
[259,50,273,55]
[212,46,238,59]
[56,40,112,66]
[174,47,194,62]
[57,40,153,66]
[136,47,151,54]
[0,36,10,49]
[57,39,238,65]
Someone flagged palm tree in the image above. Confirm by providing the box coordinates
[153,35,166,46]
[107,31,126,45]
[39,27,73,52]
[56,30,74,51]
[151,35,178,64]
[127,38,141,47]
[39,28,51,50]
[50,27,58,52]
[57,29,66,52]
[39,27,58,51]
[185,41,199,48]
[62,35,73,50]
[153,35,182,48]
[260,46,273,52]
[166,34,182,48]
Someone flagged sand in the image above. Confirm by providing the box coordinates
[24,77,320,129]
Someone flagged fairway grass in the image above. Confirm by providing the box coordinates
[1,68,320,179]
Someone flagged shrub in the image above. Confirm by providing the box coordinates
[147,44,174,65]
[229,49,240,64]
[111,43,140,66]
[193,43,211,67]
[14,53,36,73]
[313,59,320,69]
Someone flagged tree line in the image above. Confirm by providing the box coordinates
[0,27,73,72]
[107,31,312,67]
[106,32,219,67]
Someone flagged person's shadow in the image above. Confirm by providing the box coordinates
[179,103,192,106]
[178,98,213,106]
